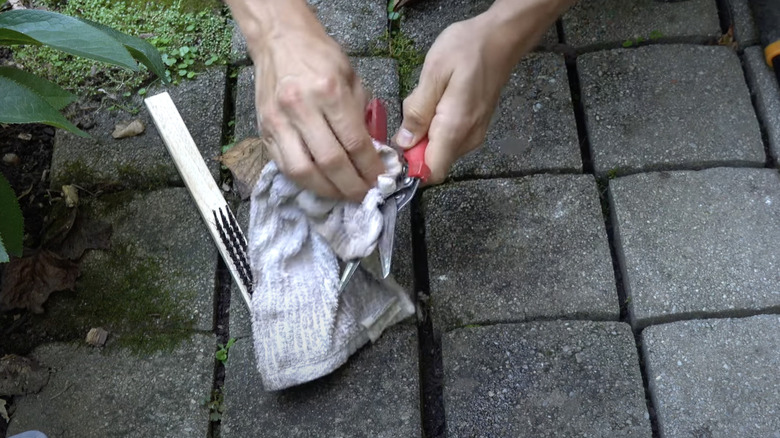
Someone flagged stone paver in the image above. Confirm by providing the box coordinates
[7,334,214,438]
[610,168,780,328]
[230,0,384,57]
[562,0,721,50]
[579,45,765,177]
[727,0,760,46]
[744,46,780,163]
[221,325,420,437]
[443,321,651,437]
[34,188,217,344]
[449,52,582,179]
[643,315,780,438]
[423,176,618,332]
[401,0,559,53]
[50,68,225,190]
[234,57,401,144]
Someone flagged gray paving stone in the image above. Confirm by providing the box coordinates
[229,19,249,63]
[36,188,217,342]
[744,46,780,163]
[562,0,721,50]
[50,68,225,191]
[221,325,420,437]
[229,194,415,338]
[230,0,384,58]
[449,52,581,179]
[233,57,400,143]
[443,321,651,437]
[423,176,618,332]
[401,0,559,53]
[7,334,214,438]
[727,0,760,46]
[579,45,765,177]
[643,315,780,438]
[610,168,780,328]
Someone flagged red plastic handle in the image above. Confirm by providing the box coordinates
[403,137,430,182]
[365,98,387,142]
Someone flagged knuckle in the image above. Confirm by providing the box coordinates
[259,108,283,130]
[319,152,347,172]
[342,136,369,154]
[287,162,314,180]
[314,74,341,98]
[277,82,304,109]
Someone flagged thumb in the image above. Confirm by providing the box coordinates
[394,71,446,149]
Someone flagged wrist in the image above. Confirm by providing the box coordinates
[224,0,324,56]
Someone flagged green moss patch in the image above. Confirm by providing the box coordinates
[372,30,425,98]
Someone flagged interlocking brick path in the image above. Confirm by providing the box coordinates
[7,1,780,437]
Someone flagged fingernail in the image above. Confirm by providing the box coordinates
[396,128,414,148]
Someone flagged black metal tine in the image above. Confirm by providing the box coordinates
[213,208,253,293]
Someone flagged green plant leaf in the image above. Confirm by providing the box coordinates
[0,73,88,137]
[0,9,138,71]
[0,66,76,110]
[0,234,9,264]
[0,173,24,259]
[75,17,169,82]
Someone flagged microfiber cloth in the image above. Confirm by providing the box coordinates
[246,139,416,391]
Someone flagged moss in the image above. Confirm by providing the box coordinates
[70,242,197,355]
[58,161,103,186]
[116,163,171,191]
[89,190,138,216]
[372,29,425,98]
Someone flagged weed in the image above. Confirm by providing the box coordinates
[215,337,236,364]
[202,388,225,422]
[14,0,231,98]
[372,29,425,97]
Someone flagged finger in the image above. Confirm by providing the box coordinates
[287,105,371,201]
[395,62,450,149]
[321,82,385,187]
[269,120,342,199]
[422,115,459,186]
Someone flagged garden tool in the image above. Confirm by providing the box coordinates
[144,92,254,309]
[748,0,780,86]
[338,100,430,293]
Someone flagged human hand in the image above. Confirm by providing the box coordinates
[233,1,385,201]
[393,0,572,185]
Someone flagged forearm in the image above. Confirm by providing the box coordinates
[479,0,577,62]
[222,0,323,58]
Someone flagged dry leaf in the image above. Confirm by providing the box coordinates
[62,184,79,208]
[50,213,112,260]
[0,354,50,396]
[217,137,270,200]
[0,250,80,314]
[0,399,7,423]
[86,327,109,346]
[112,119,145,139]
[41,200,78,249]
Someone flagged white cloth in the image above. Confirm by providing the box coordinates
[247,140,415,391]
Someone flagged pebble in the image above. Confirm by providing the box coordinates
[3,153,20,166]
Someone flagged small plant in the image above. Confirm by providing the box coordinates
[201,389,225,422]
[0,8,167,262]
[215,337,236,364]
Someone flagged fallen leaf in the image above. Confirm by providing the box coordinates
[217,137,269,200]
[50,213,112,260]
[0,354,50,396]
[0,250,80,314]
[62,184,78,208]
[40,200,78,249]
[0,399,7,423]
[86,327,108,347]
[718,25,737,49]
[111,119,145,139]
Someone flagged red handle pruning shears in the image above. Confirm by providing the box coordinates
[337,98,428,292]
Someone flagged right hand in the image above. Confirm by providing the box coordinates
[249,9,385,201]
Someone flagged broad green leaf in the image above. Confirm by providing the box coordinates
[0,66,77,110]
[0,173,24,258]
[0,74,88,137]
[0,235,9,263]
[76,18,169,81]
[0,9,137,71]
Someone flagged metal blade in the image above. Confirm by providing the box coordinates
[338,260,360,292]
[378,196,397,278]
